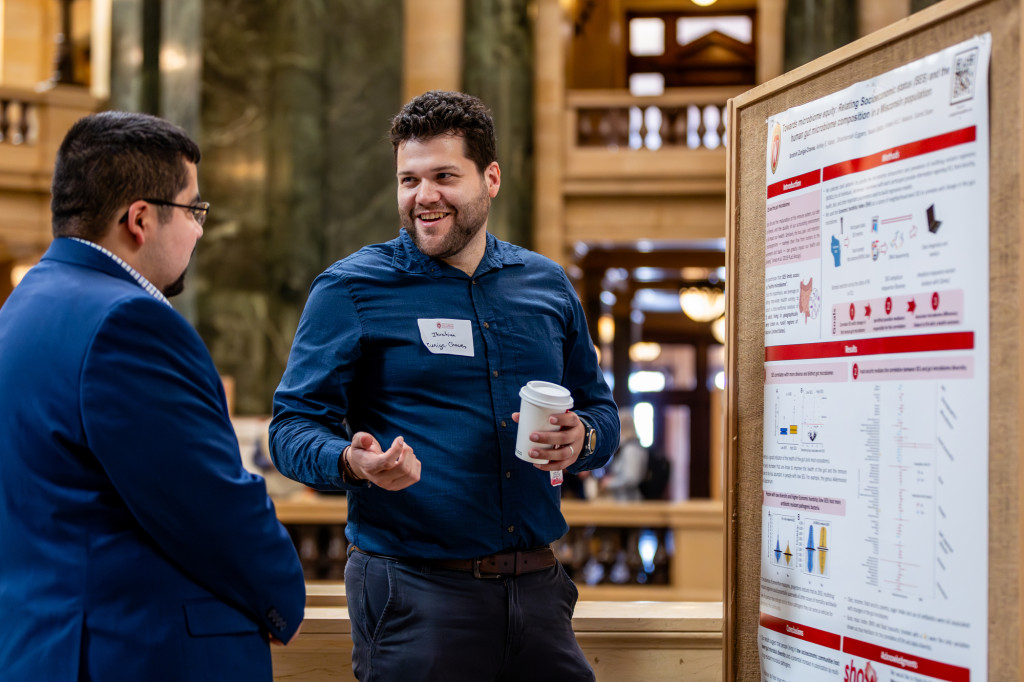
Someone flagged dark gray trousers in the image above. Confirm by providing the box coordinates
[344,549,595,682]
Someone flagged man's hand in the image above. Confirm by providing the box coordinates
[511,411,585,471]
[346,432,421,491]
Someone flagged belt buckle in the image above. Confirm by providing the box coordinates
[472,557,503,579]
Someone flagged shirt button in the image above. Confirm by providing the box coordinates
[507,525,515,533]
[505,470,512,479]
[492,370,498,378]
[484,322,490,329]
[501,420,507,428]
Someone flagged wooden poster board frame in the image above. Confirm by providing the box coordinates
[723,0,1023,679]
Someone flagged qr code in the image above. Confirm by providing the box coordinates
[950,47,979,104]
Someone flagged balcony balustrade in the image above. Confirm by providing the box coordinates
[0,85,98,265]
[572,88,741,151]
[561,86,746,198]
[0,95,37,147]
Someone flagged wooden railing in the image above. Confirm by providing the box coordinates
[0,84,97,167]
[558,87,747,201]
[0,94,37,147]
[568,87,746,151]
[273,494,723,602]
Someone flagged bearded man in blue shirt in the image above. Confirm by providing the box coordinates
[270,90,618,681]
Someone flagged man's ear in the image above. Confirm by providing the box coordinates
[485,161,501,198]
[123,200,151,245]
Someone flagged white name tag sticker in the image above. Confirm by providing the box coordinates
[417,318,475,357]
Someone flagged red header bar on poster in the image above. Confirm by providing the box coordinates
[843,637,970,682]
[767,169,822,199]
[765,331,974,362]
[823,126,976,181]
[759,613,842,651]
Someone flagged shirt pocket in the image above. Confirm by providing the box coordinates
[183,597,260,637]
[502,313,566,388]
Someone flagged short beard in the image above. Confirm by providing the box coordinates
[402,186,490,260]
[163,244,198,298]
[162,268,188,297]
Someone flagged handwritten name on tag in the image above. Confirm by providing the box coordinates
[417,319,474,357]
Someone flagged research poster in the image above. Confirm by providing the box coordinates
[758,35,990,682]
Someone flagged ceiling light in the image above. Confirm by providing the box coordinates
[679,287,725,322]
[691,0,718,6]
[629,371,666,393]
[598,315,615,344]
[629,342,662,363]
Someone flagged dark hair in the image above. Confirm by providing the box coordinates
[389,90,497,173]
[51,111,201,240]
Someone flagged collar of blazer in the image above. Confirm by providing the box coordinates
[61,237,171,306]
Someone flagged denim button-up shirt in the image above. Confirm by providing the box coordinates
[270,229,618,559]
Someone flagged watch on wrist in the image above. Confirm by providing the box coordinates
[579,417,597,459]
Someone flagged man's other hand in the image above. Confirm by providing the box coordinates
[347,432,421,491]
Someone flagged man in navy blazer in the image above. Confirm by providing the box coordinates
[0,112,305,680]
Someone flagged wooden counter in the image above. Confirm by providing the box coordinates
[273,493,722,529]
[273,584,723,681]
[273,493,347,525]
[272,495,725,602]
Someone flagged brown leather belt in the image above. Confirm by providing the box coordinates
[351,545,556,579]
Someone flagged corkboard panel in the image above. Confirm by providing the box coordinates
[723,0,1022,679]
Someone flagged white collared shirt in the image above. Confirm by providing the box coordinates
[69,237,171,307]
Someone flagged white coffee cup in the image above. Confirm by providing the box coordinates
[515,380,574,464]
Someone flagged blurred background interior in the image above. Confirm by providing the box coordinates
[0,0,944,601]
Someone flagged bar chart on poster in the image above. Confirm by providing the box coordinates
[757,34,991,682]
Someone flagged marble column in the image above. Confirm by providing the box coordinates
[110,0,202,137]
[106,0,202,162]
[108,0,144,111]
[108,0,202,320]
[463,0,534,249]
[320,0,404,265]
[162,0,202,321]
[783,0,858,72]
[197,0,402,414]
[161,0,202,140]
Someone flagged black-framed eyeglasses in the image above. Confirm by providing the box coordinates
[119,198,211,226]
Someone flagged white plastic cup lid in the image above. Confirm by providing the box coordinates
[519,380,573,409]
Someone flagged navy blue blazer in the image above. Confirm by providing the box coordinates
[0,238,305,681]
